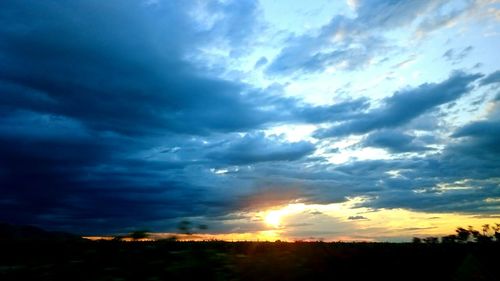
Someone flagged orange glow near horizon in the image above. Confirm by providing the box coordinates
[253,197,499,241]
[84,197,499,242]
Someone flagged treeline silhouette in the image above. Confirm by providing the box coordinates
[1,222,499,281]
[413,223,500,244]
[112,220,209,241]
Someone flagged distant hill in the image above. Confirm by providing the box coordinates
[0,223,83,242]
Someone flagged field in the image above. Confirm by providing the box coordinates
[1,239,498,281]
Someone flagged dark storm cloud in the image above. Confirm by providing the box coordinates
[0,0,370,234]
[0,0,373,137]
[0,121,236,233]
[0,0,272,136]
[314,71,482,138]
[0,0,285,233]
[206,132,315,165]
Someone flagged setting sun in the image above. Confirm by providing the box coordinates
[264,210,283,228]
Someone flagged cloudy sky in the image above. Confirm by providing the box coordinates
[1,0,499,241]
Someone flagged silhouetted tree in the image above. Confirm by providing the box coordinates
[177,221,209,236]
[475,235,492,243]
[129,230,149,240]
[493,223,500,242]
[466,225,492,243]
[441,235,457,243]
[423,237,439,244]
[112,235,125,241]
[468,226,480,238]
[177,220,192,235]
[161,235,178,242]
[481,224,490,236]
[413,223,499,244]
[456,227,470,243]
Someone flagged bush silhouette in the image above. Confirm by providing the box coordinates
[129,230,149,240]
[177,220,193,235]
[414,223,500,244]
[456,227,470,243]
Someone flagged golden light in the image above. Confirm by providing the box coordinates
[263,204,308,228]
[84,196,498,242]
[255,197,499,241]
[264,210,283,228]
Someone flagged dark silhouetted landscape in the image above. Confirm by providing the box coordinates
[1,223,499,281]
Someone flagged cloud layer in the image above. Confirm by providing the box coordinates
[0,0,498,236]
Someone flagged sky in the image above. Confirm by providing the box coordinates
[1,0,499,242]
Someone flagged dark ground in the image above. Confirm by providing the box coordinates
[0,238,498,281]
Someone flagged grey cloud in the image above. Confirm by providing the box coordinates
[417,0,475,34]
[355,0,445,28]
[366,186,499,214]
[236,79,500,217]
[353,105,500,213]
[442,49,454,60]
[362,129,433,153]
[451,111,500,156]
[236,185,305,211]
[348,215,368,220]
[206,132,315,165]
[0,0,270,136]
[479,70,500,86]
[198,0,263,57]
[265,15,386,75]
[442,46,473,64]
[254,57,268,68]
[293,98,369,123]
[266,0,461,76]
[314,71,482,138]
